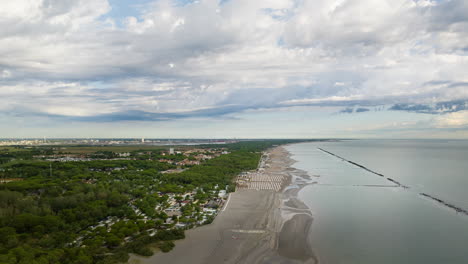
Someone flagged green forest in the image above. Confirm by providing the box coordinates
[0,140,300,264]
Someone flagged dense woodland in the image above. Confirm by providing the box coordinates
[0,140,302,264]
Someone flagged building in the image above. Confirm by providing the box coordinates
[169,148,175,155]
[218,190,227,198]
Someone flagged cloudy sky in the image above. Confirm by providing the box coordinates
[1,0,468,138]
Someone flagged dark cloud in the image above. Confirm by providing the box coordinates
[340,108,354,114]
[338,107,370,114]
[356,107,370,113]
[390,104,431,112]
[435,100,468,112]
[448,82,468,88]
[389,100,468,114]
[11,104,249,123]
[428,0,468,29]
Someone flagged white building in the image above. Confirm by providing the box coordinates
[218,190,227,198]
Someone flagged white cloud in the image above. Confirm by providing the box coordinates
[1,70,12,78]
[434,111,468,128]
[0,0,467,125]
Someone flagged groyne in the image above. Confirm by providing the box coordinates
[317,184,400,188]
[317,148,468,216]
[318,148,409,189]
[419,193,468,216]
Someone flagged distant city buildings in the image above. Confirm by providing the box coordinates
[0,138,238,146]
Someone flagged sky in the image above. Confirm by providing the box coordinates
[1,0,468,139]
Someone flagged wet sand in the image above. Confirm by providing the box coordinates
[129,146,317,264]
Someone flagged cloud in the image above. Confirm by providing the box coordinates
[338,107,370,114]
[389,100,468,114]
[356,107,370,113]
[9,104,246,122]
[340,108,354,114]
[389,103,434,113]
[1,0,468,124]
[434,111,468,128]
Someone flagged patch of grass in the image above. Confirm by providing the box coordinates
[0,147,31,153]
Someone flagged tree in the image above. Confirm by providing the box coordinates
[105,234,121,248]
[159,241,175,252]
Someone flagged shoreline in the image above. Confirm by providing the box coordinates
[278,145,319,264]
[129,145,318,264]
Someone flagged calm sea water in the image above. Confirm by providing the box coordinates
[285,140,468,264]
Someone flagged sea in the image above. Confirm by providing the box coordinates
[285,139,468,264]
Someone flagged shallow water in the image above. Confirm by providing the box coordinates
[286,140,468,264]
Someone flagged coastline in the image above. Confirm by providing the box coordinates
[129,145,318,264]
[277,145,319,264]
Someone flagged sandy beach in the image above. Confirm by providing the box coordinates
[129,146,317,264]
